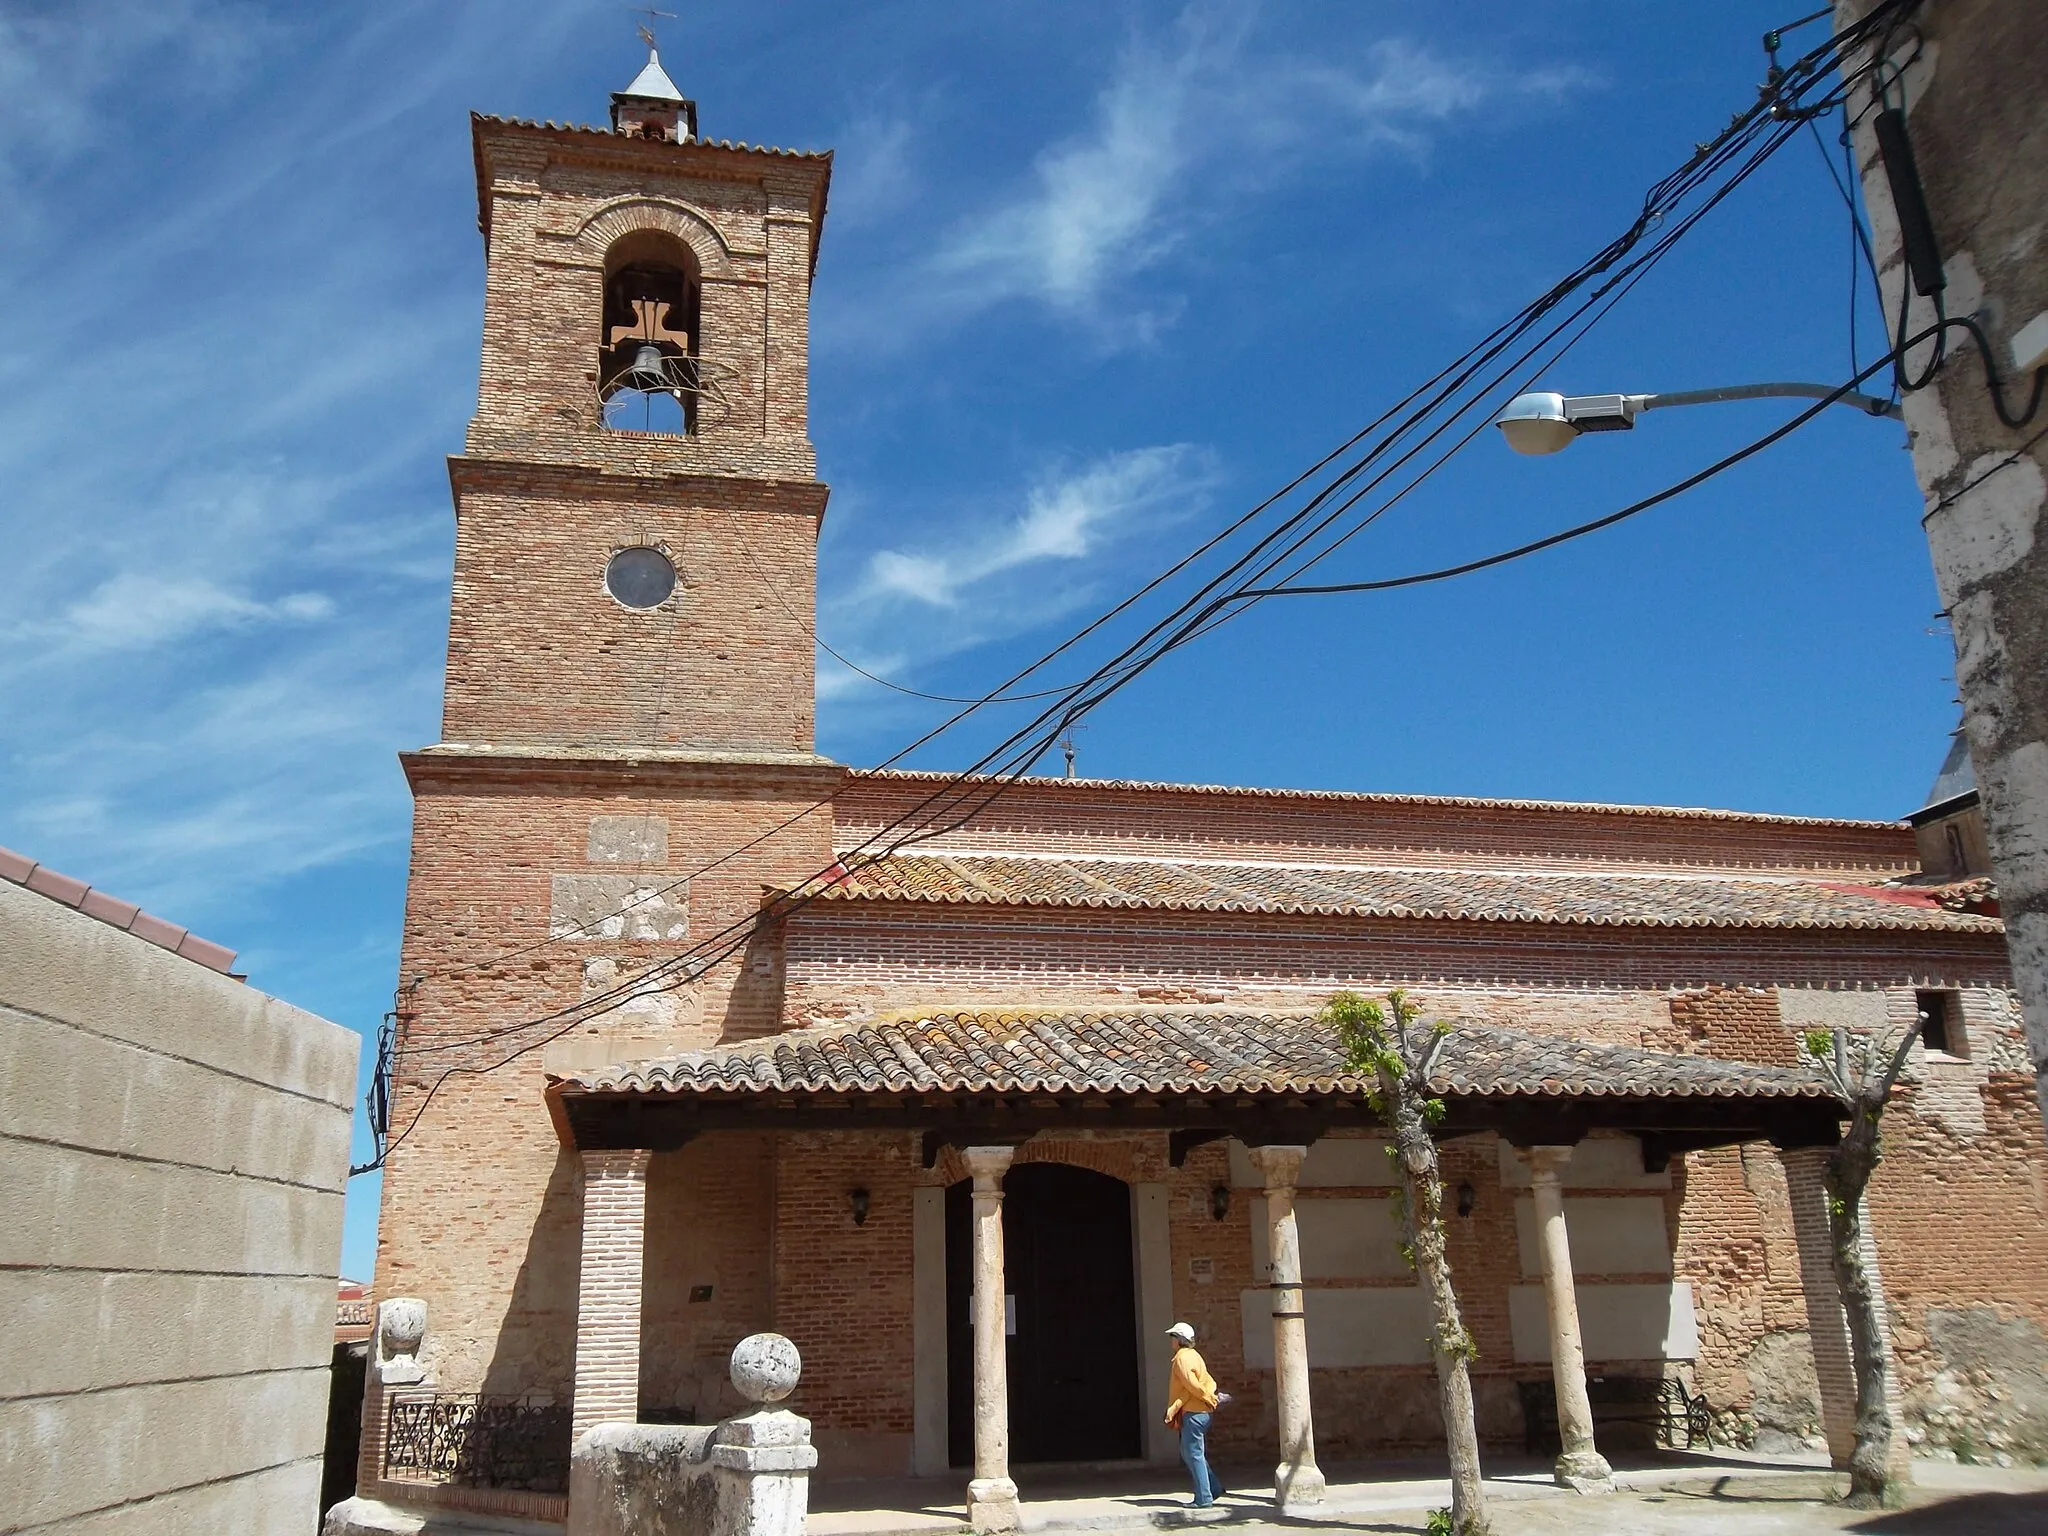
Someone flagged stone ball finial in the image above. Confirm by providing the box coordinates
[730,1332,801,1404]
[380,1297,427,1358]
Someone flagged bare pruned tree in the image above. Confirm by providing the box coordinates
[1799,1015,1924,1508]
[1327,989,1491,1536]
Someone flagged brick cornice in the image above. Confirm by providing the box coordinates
[400,746,847,797]
[446,453,830,518]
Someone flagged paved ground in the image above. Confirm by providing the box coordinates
[806,1455,2048,1536]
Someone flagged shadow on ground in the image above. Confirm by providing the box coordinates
[1850,1490,2048,1534]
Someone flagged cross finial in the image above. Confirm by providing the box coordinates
[631,4,677,50]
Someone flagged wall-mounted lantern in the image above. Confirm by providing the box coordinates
[1210,1185,1230,1222]
[850,1188,870,1226]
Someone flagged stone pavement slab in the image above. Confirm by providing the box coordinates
[804,1456,2048,1536]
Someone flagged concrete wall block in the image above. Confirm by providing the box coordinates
[0,1368,330,1531]
[30,1456,322,1536]
[0,883,359,1108]
[0,1003,353,1190]
[0,1269,334,1399]
[0,1134,347,1276]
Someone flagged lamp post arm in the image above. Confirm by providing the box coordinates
[1632,382,1902,421]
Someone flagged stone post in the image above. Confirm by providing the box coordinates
[573,1148,653,1444]
[962,1146,1019,1535]
[1778,1146,1910,1476]
[355,1296,431,1494]
[565,1333,817,1536]
[1246,1145,1325,1508]
[1524,1146,1614,1493]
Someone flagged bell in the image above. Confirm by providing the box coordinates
[628,344,669,386]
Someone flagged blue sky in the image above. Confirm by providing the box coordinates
[0,2,1950,1283]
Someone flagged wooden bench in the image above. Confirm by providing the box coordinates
[1517,1375,1712,1456]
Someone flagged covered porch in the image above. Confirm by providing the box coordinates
[543,1009,1852,1532]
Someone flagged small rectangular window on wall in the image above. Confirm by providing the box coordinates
[1915,989,1965,1059]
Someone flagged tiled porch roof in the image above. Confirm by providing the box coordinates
[554,1011,1833,1103]
[801,852,2001,933]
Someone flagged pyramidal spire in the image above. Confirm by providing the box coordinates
[611,42,697,143]
[623,46,684,103]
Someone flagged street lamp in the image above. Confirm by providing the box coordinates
[1495,382,1902,456]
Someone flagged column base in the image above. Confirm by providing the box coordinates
[1554,1447,1615,1494]
[967,1477,1020,1534]
[1273,1460,1326,1508]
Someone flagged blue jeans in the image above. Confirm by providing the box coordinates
[1178,1410,1217,1505]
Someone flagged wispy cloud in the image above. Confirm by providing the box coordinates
[924,9,1585,329]
[815,443,1218,702]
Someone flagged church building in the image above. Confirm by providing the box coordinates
[351,49,2048,1533]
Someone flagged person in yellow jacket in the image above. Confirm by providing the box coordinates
[1163,1322,1229,1506]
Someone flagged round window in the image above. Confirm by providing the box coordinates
[605,546,676,609]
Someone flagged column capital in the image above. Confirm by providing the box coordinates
[962,1145,1016,1187]
[1245,1143,1309,1190]
[1522,1144,1574,1182]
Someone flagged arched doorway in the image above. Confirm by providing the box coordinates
[945,1163,1142,1466]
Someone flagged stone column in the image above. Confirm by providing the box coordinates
[962,1146,1020,1535]
[572,1147,652,1445]
[1246,1145,1325,1508]
[1778,1146,1910,1476]
[1524,1146,1614,1493]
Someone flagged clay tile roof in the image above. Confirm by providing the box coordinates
[554,1011,1833,1102]
[469,111,830,161]
[802,852,2001,933]
[0,844,239,975]
[859,768,1900,829]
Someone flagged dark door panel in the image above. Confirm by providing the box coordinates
[946,1164,1141,1466]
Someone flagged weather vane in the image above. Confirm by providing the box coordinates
[630,4,677,49]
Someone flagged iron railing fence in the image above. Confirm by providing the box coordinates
[384,1393,571,1493]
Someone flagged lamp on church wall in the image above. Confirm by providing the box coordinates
[849,1188,871,1227]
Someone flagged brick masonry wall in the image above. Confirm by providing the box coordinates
[835,774,1924,879]
[573,1149,652,1440]
[467,121,823,484]
[772,1132,920,1472]
[443,460,824,755]
[782,907,2014,1027]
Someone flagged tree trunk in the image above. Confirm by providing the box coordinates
[1392,1099,1491,1535]
[1824,1102,1895,1508]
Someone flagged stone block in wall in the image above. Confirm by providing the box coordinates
[1512,1196,1673,1278]
[1507,1282,1698,1363]
[550,875,688,941]
[1239,1286,1432,1368]
[588,814,669,864]
[1248,1196,1408,1280]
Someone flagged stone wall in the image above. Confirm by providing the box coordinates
[1833,0,2048,1131]
[0,879,359,1533]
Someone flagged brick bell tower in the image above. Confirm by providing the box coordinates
[445,48,831,758]
[382,46,842,1290]
[359,52,845,1469]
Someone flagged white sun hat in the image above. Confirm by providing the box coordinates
[1165,1322,1196,1341]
